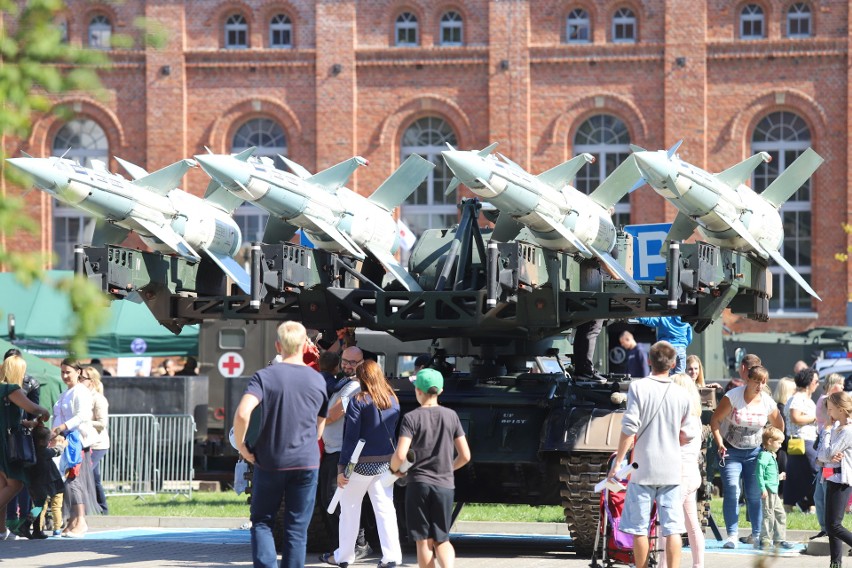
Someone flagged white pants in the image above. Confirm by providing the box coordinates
[334,471,402,565]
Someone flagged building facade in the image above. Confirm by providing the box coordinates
[4,0,850,333]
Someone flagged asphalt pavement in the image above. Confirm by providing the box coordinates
[0,519,838,568]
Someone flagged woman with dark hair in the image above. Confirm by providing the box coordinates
[0,355,50,540]
[321,360,402,568]
[783,368,820,513]
[52,358,99,537]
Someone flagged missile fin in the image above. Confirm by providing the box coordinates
[443,177,461,196]
[589,155,642,209]
[203,179,244,214]
[761,148,824,208]
[715,152,772,189]
[536,153,595,189]
[91,221,130,247]
[720,214,769,260]
[666,140,684,158]
[134,217,201,262]
[280,155,311,179]
[132,159,195,195]
[477,142,499,157]
[305,216,367,260]
[490,213,524,243]
[307,156,368,191]
[369,154,435,211]
[765,247,821,301]
[665,213,699,245]
[201,247,251,294]
[496,152,524,172]
[364,244,423,292]
[539,215,592,257]
[233,147,256,161]
[115,156,149,180]
[630,144,647,153]
[263,216,300,244]
[589,246,644,294]
[91,159,109,172]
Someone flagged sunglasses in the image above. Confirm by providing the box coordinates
[342,358,363,366]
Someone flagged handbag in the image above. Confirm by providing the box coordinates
[4,389,37,467]
[787,436,806,456]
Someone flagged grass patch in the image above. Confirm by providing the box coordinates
[455,504,565,523]
[708,496,852,532]
[107,492,250,518]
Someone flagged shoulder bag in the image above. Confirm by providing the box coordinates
[4,389,36,467]
[787,436,806,456]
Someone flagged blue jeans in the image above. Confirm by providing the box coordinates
[250,466,318,568]
[671,345,687,374]
[815,477,826,532]
[91,449,108,515]
[721,445,762,537]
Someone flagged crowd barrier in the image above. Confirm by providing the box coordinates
[101,413,196,498]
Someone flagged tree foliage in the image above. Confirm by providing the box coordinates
[0,0,111,356]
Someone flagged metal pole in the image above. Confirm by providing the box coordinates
[667,241,681,309]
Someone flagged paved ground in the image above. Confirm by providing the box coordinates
[0,523,838,568]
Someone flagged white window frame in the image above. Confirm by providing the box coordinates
[51,119,108,268]
[740,4,765,40]
[751,111,813,314]
[787,3,811,38]
[567,9,591,44]
[573,114,632,227]
[88,14,111,50]
[225,14,248,49]
[395,12,419,47]
[270,14,292,48]
[611,7,636,43]
[439,11,463,46]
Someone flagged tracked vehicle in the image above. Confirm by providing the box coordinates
[78,199,769,552]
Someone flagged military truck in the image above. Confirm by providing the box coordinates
[77,199,770,552]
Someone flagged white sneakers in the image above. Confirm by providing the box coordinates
[722,535,738,549]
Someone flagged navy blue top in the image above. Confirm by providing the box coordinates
[244,363,328,471]
[340,393,400,467]
[625,344,650,378]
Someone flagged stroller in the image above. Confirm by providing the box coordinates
[590,455,659,568]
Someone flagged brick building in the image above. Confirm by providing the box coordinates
[3,0,848,333]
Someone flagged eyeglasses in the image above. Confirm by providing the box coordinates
[342,358,363,366]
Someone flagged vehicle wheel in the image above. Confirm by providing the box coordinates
[560,453,609,556]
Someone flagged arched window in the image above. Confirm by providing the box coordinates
[573,114,632,226]
[395,12,418,46]
[740,4,764,39]
[400,117,458,239]
[439,11,463,46]
[58,19,68,44]
[612,7,636,43]
[751,111,813,312]
[52,119,108,268]
[225,14,248,49]
[230,118,287,242]
[270,14,292,48]
[88,14,111,50]
[787,3,811,38]
[567,9,591,44]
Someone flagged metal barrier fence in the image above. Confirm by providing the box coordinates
[102,414,195,498]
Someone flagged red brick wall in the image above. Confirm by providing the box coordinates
[3,0,848,333]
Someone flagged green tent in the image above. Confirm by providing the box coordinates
[0,270,198,358]
[0,336,64,416]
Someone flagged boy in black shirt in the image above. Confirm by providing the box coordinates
[391,369,470,568]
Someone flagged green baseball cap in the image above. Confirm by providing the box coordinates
[415,368,444,392]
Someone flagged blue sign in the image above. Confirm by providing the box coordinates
[130,337,148,355]
[296,230,316,248]
[623,223,672,280]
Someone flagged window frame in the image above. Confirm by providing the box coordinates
[225,13,249,49]
[88,14,112,50]
[395,12,419,47]
[611,7,636,44]
[269,13,293,48]
[566,8,591,44]
[740,4,765,40]
[786,2,811,39]
[439,11,463,47]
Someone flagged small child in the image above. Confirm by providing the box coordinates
[22,425,65,539]
[756,426,794,550]
[390,369,471,568]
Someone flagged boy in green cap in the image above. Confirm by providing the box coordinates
[390,368,471,568]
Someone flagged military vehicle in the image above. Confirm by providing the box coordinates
[77,199,770,553]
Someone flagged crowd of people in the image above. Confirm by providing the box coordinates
[1,351,110,540]
[232,322,470,568]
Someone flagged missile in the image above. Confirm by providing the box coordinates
[630,144,824,300]
[6,155,251,292]
[441,146,644,293]
[194,152,435,291]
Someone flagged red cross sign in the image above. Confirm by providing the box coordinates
[217,352,245,377]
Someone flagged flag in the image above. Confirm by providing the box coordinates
[397,218,417,251]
